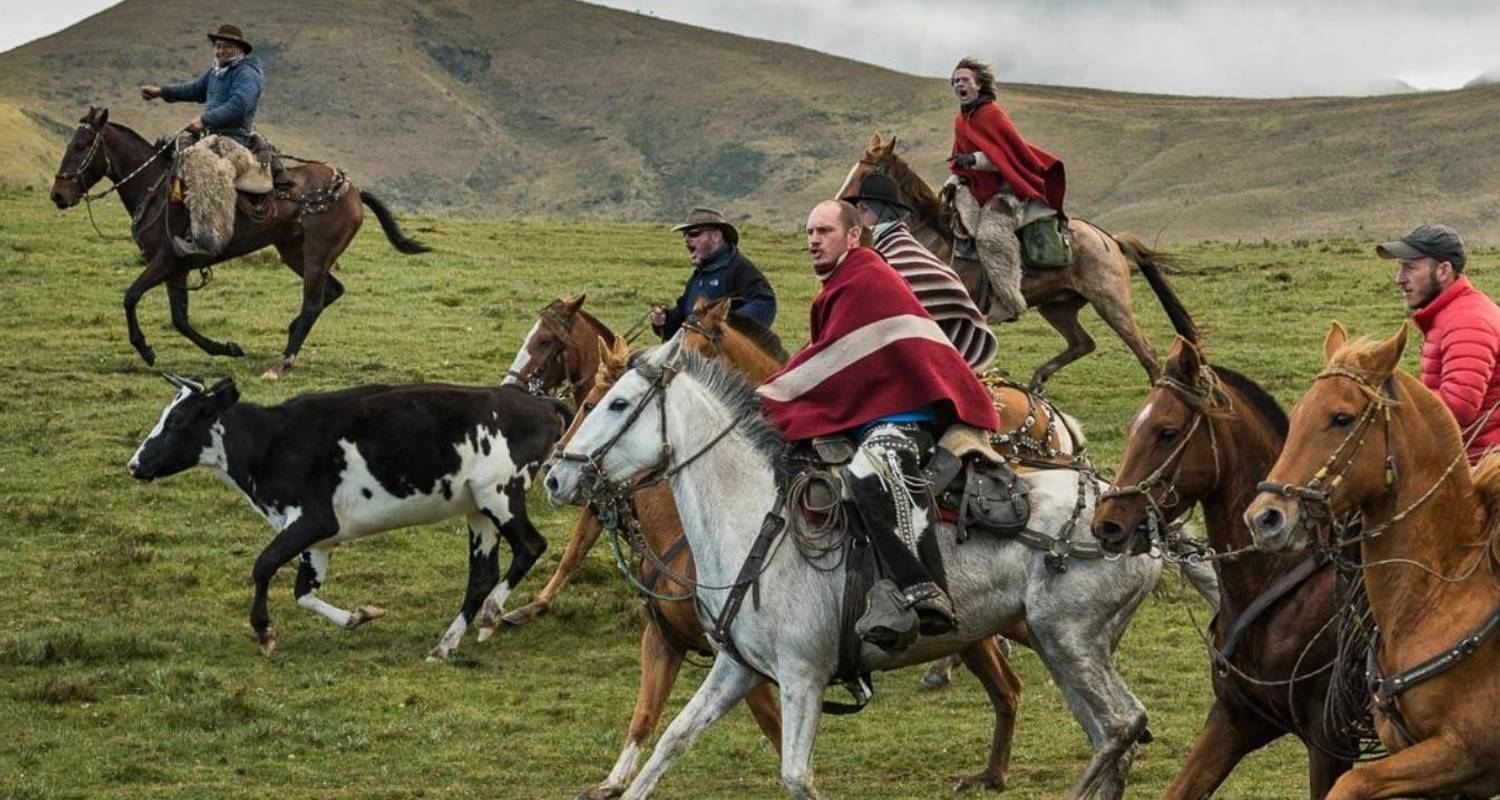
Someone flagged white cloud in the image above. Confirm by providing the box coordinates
[590,0,1500,96]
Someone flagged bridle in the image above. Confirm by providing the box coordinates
[553,351,752,505]
[1100,369,1226,550]
[1255,366,1401,547]
[55,120,182,241]
[54,123,112,188]
[506,308,576,397]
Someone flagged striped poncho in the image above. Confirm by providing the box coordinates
[873,221,997,371]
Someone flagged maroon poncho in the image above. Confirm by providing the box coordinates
[951,99,1066,211]
[757,247,1000,441]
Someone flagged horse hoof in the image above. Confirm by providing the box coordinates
[347,605,386,628]
[425,649,447,663]
[501,603,545,628]
[257,629,277,657]
[476,625,496,643]
[576,785,623,800]
[952,773,1004,793]
[225,341,244,358]
[919,670,952,690]
[140,347,156,366]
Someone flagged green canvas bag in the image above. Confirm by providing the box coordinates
[1019,215,1074,269]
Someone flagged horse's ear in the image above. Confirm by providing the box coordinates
[1323,321,1349,364]
[1165,336,1203,379]
[705,297,730,325]
[885,135,898,153]
[96,107,108,127]
[691,294,710,313]
[563,293,586,313]
[1366,323,1409,376]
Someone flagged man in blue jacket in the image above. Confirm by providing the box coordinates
[650,207,777,340]
[140,24,288,190]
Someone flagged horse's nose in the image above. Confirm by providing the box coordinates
[51,191,66,208]
[1093,518,1125,544]
[1250,506,1284,537]
[544,474,559,494]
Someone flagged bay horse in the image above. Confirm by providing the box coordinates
[1092,337,1356,798]
[1247,322,1500,799]
[512,298,1024,795]
[49,107,429,378]
[837,134,1197,389]
[548,338,1163,800]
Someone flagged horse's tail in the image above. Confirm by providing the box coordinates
[359,190,431,255]
[1113,231,1198,344]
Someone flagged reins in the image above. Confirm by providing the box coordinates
[58,122,182,241]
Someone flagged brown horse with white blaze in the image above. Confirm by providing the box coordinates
[837,134,1197,389]
[49,108,429,378]
[1093,337,1354,798]
[1246,322,1500,799]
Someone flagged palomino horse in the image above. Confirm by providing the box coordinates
[836,134,1197,389]
[515,298,1025,795]
[1247,322,1500,799]
[1093,338,1357,798]
[49,108,429,378]
[548,338,1163,800]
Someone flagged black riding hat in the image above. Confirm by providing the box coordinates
[842,173,912,214]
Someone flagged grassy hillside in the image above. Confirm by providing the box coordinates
[2,0,1499,240]
[6,187,1499,797]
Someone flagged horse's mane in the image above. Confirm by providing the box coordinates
[101,120,152,150]
[881,148,949,242]
[1469,452,1500,565]
[666,347,785,461]
[720,313,789,363]
[1211,365,1288,437]
[574,307,619,347]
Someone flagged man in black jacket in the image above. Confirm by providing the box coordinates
[650,207,777,340]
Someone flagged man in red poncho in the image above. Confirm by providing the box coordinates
[946,57,1066,322]
[758,200,999,650]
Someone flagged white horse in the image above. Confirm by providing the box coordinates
[546,339,1163,800]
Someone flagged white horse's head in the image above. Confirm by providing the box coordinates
[545,337,682,506]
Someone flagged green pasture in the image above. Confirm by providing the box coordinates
[2,187,1490,799]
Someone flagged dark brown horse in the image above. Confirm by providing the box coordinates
[837,134,1197,389]
[49,108,429,378]
[1092,338,1355,798]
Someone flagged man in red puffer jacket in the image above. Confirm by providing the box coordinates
[1380,224,1500,462]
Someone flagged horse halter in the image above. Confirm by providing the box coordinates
[55,123,111,187]
[1256,366,1399,539]
[1101,369,1226,543]
[678,317,723,356]
[506,308,575,396]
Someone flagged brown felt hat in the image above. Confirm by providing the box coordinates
[671,207,738,246]
[207,24,252,54]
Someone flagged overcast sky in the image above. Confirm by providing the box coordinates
[4,0,1497,97]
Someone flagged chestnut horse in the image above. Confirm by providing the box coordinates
[49,108,429,378]
[518,298,1024,796]
[836,134,1197,389]
[1093,338,1356,798]
[1247,322,1500,799]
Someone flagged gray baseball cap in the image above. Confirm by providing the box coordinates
[1376,224,1467,272]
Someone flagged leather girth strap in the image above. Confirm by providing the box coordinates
[703,488,873,715]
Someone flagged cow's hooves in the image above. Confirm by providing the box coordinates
[952,772,1005,793]
[257,629,277,657]
[225,341,245,358]
[425,651,447,664]
[576,785,624,800]
[347,605,386,628]
[476,626,496,643]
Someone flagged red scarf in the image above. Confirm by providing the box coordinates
[951,99,1066,211]
[757,247,1000,440]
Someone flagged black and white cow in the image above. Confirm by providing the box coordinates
[128,374,568,659]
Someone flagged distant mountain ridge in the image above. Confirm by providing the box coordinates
[4,0,1499,241]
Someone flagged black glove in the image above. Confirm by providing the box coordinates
[950,153,977,169]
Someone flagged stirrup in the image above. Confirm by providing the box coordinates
[905,582,957,636]
[856,579,919,653]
